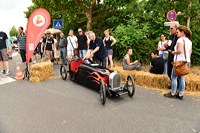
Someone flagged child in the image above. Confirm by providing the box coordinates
[150,50,164,74]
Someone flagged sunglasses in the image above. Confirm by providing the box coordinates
[46,33,51,34]
[78,31,82,32]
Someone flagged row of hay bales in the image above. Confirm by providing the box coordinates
[110,66,200,92]
[29,62,53,83]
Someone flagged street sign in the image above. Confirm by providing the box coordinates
[167,10,177,21]
[53,20,63,29]
[164,21,179,26]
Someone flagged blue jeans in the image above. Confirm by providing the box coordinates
[60,47,66,65]
[171,67,185,94]
[95,58,106,68]
[159,54,167,75]
[187,63,191,67]
[79,50,87,58]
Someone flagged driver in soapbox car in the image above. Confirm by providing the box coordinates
[60,57,135,104]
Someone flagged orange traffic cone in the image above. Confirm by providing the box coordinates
[15,64,24,80]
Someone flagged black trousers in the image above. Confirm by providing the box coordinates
[167,57,173,80]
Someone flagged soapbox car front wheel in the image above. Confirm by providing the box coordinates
[99,79,106,104]
[60,65,67,80]
[125,75,135,97]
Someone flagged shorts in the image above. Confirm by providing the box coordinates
[106,49,113,55]
[0,48,9,61]
[20,49,32,63]
[67,49,74,56]
[45,50,52,61]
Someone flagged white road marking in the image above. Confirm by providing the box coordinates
[0,73,16,85]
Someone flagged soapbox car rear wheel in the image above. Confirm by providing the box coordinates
[60,65,67,80]
[125,75,135,97]
[99,80,106,104]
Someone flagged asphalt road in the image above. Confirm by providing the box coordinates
[0,52,200,133]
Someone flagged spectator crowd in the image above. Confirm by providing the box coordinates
[0,22,192,99]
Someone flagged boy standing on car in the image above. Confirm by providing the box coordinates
[84,31,107,68]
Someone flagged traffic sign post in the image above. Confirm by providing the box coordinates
[164,21,179,26]
[167,10,177,21]
[164,10,178,27]
[53,20,63,29]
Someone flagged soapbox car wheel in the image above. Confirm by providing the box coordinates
[125,75,135,97]
[60,65,67,80]
[99,79,106,104]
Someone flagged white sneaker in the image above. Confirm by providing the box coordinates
[5,71,10,76]
[1,70,6,74]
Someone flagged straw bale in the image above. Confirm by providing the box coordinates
[111,66,170,89]
[29,76,46,83]
[185,74,200,91]
[111,66,200,92]
[31,62,53,71]
[29,62,53,83]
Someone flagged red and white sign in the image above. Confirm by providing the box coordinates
[26,8,51,63]
[167,10,177,21]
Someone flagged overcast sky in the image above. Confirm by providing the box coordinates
[0,0,33,36]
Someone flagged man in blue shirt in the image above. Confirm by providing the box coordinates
[84,31,107,68]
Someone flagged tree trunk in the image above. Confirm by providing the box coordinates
[86,12,92,31]
[187,17,191,30]
[187,0,192,30]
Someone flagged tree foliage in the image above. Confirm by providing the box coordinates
[9,26,18,37]
[141,0,200,65]
[24,0,134,35]
[24,0,200,65]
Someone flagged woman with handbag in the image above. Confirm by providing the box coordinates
[157,33,169,75]
[164,26,192,100]
[67,30,78,61]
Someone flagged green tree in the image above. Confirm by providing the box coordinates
[9,26,18,37]
[141,0,200,65]
[24,0,134,34]
[112,17,154,63]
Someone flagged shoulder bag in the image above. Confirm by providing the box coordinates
[69,37,79,56]
[171,38,189,76]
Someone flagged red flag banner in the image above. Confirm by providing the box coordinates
[26,8,51,63]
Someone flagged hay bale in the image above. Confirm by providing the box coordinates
[111,66,200,92]
[29,76,46,83]
[185,74,200,91]
[111,66,169,89]
[29,62,53,83]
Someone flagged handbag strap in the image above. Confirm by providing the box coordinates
[175,38,187,61]
[183,38,187,61]
[69,37,74,49]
